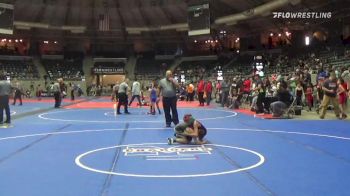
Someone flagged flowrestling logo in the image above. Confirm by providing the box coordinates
[272,12,332,19]
[123,145,213,160]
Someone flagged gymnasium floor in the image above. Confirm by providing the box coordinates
[1,97,349,196]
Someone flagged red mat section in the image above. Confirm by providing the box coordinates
[10,98,86,103]
[64,101,213,109]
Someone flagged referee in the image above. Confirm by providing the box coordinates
[158,70,179,127]
[117,78,130,114]
[0,75,11,124]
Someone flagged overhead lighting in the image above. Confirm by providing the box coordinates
[44,41,49,44]
[205,41,207,43]
[19,39,23,42]
[210,40,214,43]
[236,50,240,53]
[54,41,58,44]
[215,40,218,43]
[8,39,12,43]
[305,36,310,46]
[278,33,282,37]
[15,39,18,43]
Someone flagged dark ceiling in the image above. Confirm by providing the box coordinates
[3,0,350,41]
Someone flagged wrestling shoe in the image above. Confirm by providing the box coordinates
[167,138,174,145]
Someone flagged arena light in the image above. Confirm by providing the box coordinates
[15,39,18,43]
[8,39,12,43]
[215,40,218,43]
[44,41,49,44]
[305,36,310,46]
[236,50,240,53]
[19,39,23,42]
[278,33,282,37]
[270,33,273,36]
[205,41,207,43]
[54,41,58,44]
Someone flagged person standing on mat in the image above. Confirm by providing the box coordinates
[129,78,142,107]
[0,74,11,124]
[12,81,23,106]
[117,78,130,114]
[52,78,63,108]
[158,70,179,127]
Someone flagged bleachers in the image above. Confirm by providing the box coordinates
[42,58,84,80]
[135,58,172,80]
[0,59,39,80]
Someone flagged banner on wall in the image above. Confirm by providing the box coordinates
[92,67,124,74]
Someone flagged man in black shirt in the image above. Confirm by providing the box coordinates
[319,73,340,119]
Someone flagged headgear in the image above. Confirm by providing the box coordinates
[183,114,193,123]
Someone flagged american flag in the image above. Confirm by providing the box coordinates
[98,14,110,31]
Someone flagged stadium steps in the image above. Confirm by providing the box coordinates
[125,55,137,78]
[169,57,183,71]
[82,56,94,85]
[33,56,46,79]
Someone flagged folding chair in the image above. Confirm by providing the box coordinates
[284,97,297,118]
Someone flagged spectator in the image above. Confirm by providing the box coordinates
[204,80,212,106]
[197,77,205,106]
[319,73,341,119]
[338,78,348,119]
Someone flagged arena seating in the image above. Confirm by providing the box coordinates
[0,59,39,80]
[135,58,172,80]
[42,58,84,80]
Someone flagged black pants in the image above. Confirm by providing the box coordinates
[198,92,204,105]
[129,95,141,106]
[54,92,61,108]
[0,95,10,123]
[186,92,194,101]
[117,93,128,113]
[256,92,265,114]
[13,92,22,105]
[71,90,75,101]
[296,95,302,106]
[206,92,212,105]
[163,96,179,126]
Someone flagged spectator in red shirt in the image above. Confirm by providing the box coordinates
[197,78,205,106]
[243,77,251,95]
[204,80,213,106]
